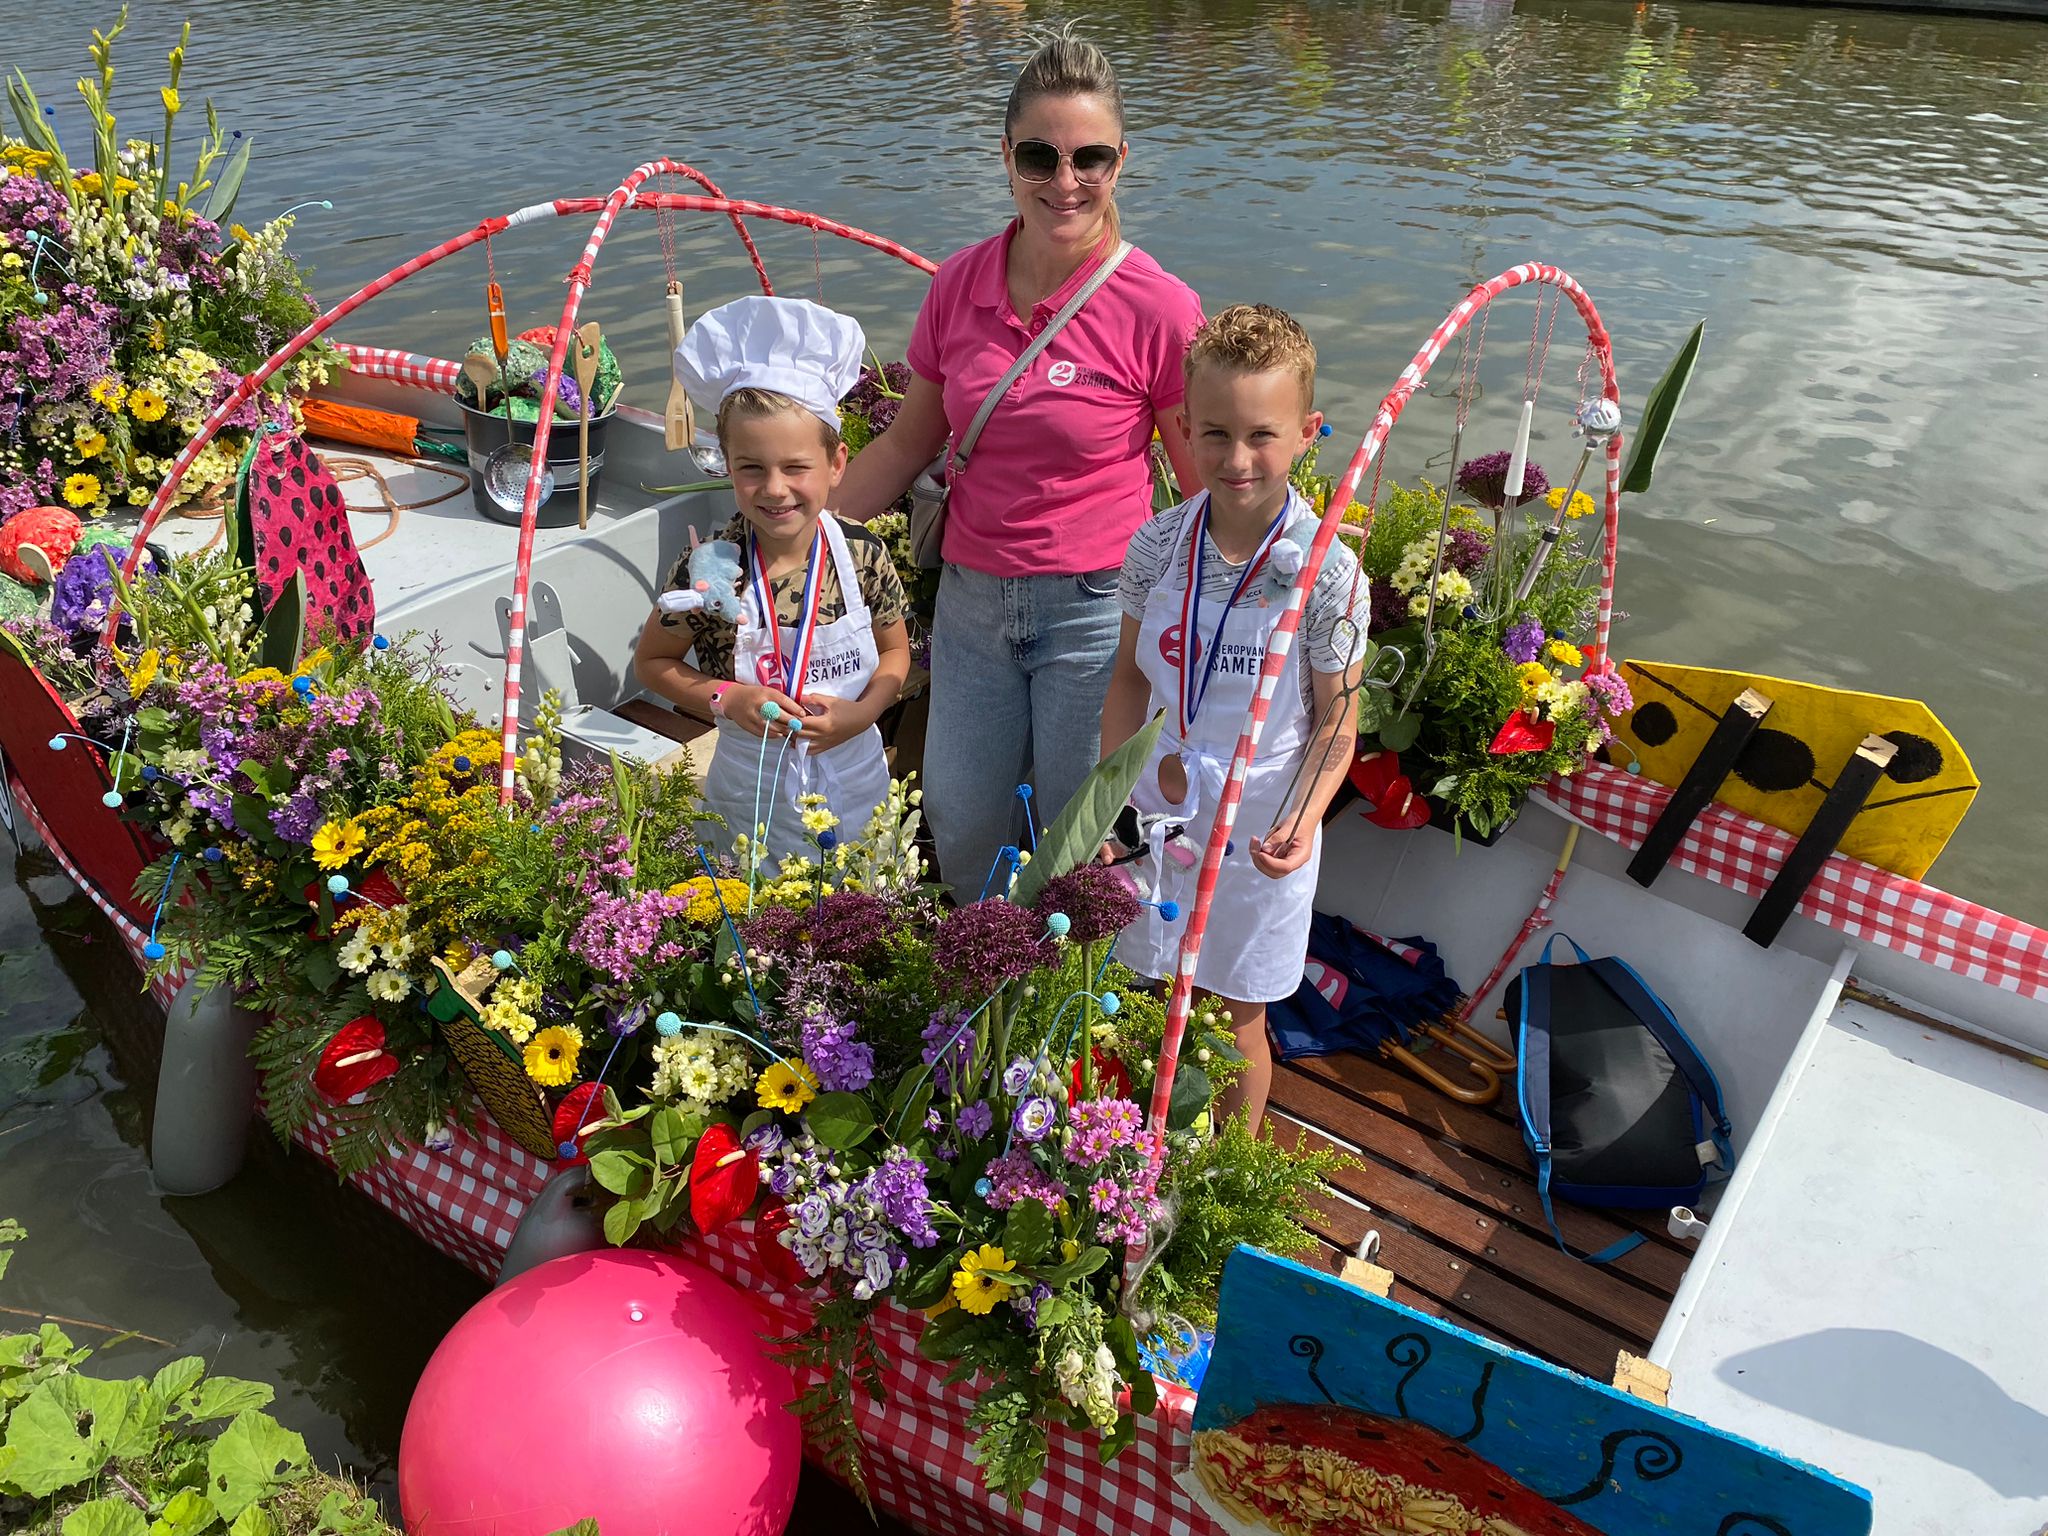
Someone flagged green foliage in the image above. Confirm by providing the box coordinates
[0,1223,400,1536]
[765,1299,884,1512]
[1011,711,1166,907]
[1620,320,1705,495]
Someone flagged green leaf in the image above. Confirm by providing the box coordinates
[201,132,253,222]
[914,1305,980,1363]
[738,1108,775,1143]
[149,1357,206,1407]
[205,1410,307,1520]
[1029,1245,1110,1286]
[647,1105,696,1163]
[544,1522,601,1536]
[1619,319,1705,495]
[1011,710,1167,907]
[62,1498,148,1536]
[602,1197,643,1247]
[1002,1201,1054,1265]
[586,1149,649,1196]
[1378,711,1421,754]
[174,1376,274,1423]
[2,1376,134,1496]
[895,1252,956,1311]
[149,1489,215,1536]
[0,1216,23,1282]
[1167,1062,1212,1132]
[309,1488,386,1536]
[804,1092,875,1153]
[228,1508,274,1536]
[257,570,306,674]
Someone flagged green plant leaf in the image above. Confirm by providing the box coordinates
[601,1197,642,1248]
[1030,1246,1110,1285]
[804,1092,875,1153]
[1378,712,1422,754]
[150,1489,216,1536]
[205,1410,307,1520]
[1619,320,1705,495]
[149,1357,207,1407]
[0,1216,22,1282]
[648,1107,694,1166]
[62,1498,149,1536]
[201,133,252,222]
[2,1376,137,1496]
[228,1507,274,1536]
[586,1149,649,1196]
[310,1487,388,1536]
[1167,1062,1212,1131]
[257,569,306,674]
[1002,1200,1054,1265]
[544,1522,600,1536]
[174,1376,274,1423]
[1011,710,1167,907]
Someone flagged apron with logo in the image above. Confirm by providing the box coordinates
[701,512,891,863]
[1118,494,1320,1004]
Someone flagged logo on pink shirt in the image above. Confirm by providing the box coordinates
[1046,360,1077,387]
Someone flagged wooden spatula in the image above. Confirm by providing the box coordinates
[572,322,602,530]
[461,351,499,412]
[663,280,694,452]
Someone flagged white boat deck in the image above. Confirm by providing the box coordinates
[1656,995,2048,1535]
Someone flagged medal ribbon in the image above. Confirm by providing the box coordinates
[750,528,825,704]
[1178,494,1293,738]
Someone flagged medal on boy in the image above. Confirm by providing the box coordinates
[748,527,825,701]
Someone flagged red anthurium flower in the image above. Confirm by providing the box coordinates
[1068,1046,1134,1105]
[1489,710,1556,756]
[550,1082,606,1164]
[752,1201,811,1291]
[313,1017,399,1104]
[1364,775,1432,830]
[689,1123,759,1235]
[1348,749,1402,805]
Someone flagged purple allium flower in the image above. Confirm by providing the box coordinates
[932,898,1044,995]
[1367,581,1411,639]
[920,1010,975,1095]
[1503,617,1546,665]
[1443,525,1492,577]
[1455,451,1548,511]
[956,1100,994,1140]
[802,891,897,965]
[1013,1095,1057,1144]
[841,361,913,436]
[800,1010,875,1093]
[1033,864,1141,946]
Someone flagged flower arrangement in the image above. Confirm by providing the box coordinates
[1344,467,1628,838]
[0,13,339,530]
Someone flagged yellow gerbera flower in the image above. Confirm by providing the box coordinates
[128,387,168,423]
[1546,639,1584,668]
[76,430,107,459]
[62,472,102,508]
[524,1026,583,1088]
[756,1058,820,1114]
[950,1244,1018,1316]
[89,378,126,410]
[122,648,160,695]
[310,818,367,871]
[1515,661,1552,693]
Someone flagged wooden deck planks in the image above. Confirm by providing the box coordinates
[1269,1049,1699,1383]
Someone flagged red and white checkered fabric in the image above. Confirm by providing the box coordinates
[336,343,463,395]
[1538,762,2048,999]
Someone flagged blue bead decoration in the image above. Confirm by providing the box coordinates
[655,1011,684,1037]
[143,941,166,961]
[557,1140,581,1160]
[1626,760,1642,775]
[453,755,471,772]
[1157,901,1181,922]
[48,735,66,751]
[1014,783,1032,801]
[292,676,313,696]
[816,828,838,851]
[141,765,159,781]
[1000,844,1019,863]
[327,874,350,895]
[759,701,782,721]
[1318,422,1334,438]
[1225,840,1236,857]
[1462,605,1479,621]
[372,634,390,650]
[490,949,515,971]
[974,1177,993,1198]
[202,846,224,863]
[101,790,121,808]
[1099,992,1121,1016]
[1045,912,1072,938]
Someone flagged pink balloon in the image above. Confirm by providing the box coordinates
[400,1249,800,1536]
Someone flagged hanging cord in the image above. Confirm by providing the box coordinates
[186,452,466,554]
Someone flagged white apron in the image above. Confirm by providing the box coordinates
[1117,495,1320,1004]
[701,512,892,864]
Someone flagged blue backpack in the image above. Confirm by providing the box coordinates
[1507,935,1733,1263]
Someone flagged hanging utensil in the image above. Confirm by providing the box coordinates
[475,281,556,513]
[461,352,499,414]
[663,280,694,452]
[486,280,513,451]
[572,322,602,531]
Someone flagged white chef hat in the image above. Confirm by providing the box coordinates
[676,296,867,433]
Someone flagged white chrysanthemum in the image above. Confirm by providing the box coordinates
[1534,676,1590,720]
[337,933,378,975]
[366,969,412,1002]
[380,931,416,964]
[679,1061,720,1101]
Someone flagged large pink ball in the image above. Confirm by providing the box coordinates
[399,1249,800,1536]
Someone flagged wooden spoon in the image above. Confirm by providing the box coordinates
[663,280,694,451]
[461,352,500,413]
[572,322,602,530]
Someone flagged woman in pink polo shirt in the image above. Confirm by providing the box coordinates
[837,27,1203,894]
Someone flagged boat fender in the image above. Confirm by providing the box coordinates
[151,977,258,1196]
[495,1164,607,1286]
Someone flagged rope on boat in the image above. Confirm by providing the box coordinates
[1123,263,1622,1297]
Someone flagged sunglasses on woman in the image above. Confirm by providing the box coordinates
[1008,138,1123,186]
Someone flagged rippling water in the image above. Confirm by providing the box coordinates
[6,0,2047,1503]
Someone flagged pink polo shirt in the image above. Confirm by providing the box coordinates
[906,223,1203,577]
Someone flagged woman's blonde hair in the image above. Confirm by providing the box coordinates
[1005,23,1126,252]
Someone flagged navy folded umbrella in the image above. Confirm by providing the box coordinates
[1269,913,1462,1063]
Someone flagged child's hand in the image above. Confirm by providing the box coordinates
[720,682,805,738]
[1248,832,1313,879]
[794,695,872,752]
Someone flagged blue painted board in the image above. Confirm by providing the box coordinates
[1191,1246,1872,1536]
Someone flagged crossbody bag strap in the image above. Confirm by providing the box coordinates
[949,240,1133,475]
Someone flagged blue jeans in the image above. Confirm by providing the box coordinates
[925,562,1124,899]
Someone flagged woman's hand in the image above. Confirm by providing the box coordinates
[719,681,805,738]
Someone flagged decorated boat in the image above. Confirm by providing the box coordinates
[4,90,2045,1536]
